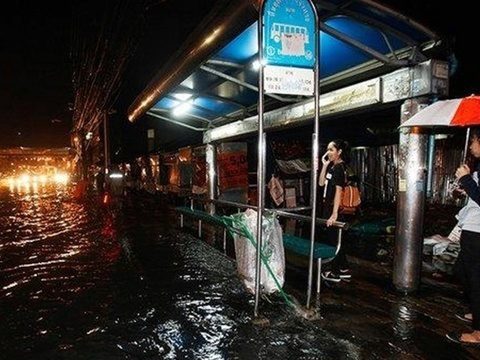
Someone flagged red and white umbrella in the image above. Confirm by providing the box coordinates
[400,95,480,128]
[400,95,480,161]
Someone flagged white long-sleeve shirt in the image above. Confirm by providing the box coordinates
[457,172,480,234]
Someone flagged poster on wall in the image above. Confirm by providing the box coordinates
[217,143,248,202]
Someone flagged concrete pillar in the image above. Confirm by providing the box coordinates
[393,98,429,293]
[206,144,217,215]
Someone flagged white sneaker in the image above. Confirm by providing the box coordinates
[321,271,341,283]
[339,269,351,279]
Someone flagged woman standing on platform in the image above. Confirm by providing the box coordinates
[318,139,351,282]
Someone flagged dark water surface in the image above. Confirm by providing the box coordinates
[1,186,479,359]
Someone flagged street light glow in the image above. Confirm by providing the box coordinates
[172,100,193,117]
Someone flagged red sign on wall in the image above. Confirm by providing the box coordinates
[217,151,248,191]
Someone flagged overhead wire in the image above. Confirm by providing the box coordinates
[70,0,146,167]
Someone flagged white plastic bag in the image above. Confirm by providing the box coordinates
[232,209,285,294]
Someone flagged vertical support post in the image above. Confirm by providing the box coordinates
[298,178,304,205]
[198,220,202,238]
[206,144,217,215]
[103,114,110,175]
[254,14,266,318]
[306,8,320,311]
[316,258,322,295]
[394,98,429,293]
[463,128,471,163]
[80,133,88,181]
[223,228,227,254]
[426,134,435,198]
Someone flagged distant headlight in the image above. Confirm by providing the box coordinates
[53,173,69,184]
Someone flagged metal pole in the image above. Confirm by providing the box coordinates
[254,11,265,318]
[462,127,471,163]
[81,134,88,181]
[316,258,322,295]
[103,115,110,175]
[206,144,217,215]
[306,3,320,310]
[223,229,227,254]
[426,134,435,198]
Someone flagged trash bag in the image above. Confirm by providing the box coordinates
[230,209,285,294]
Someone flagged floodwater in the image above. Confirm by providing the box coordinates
[1,186,479,359]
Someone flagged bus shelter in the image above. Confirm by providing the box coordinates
[128,0,450,315]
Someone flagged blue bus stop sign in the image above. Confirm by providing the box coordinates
[262,0,316,68]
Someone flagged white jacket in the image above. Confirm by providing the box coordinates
[456,172,480,234]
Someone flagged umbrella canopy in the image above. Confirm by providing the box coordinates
[400,95,480,128]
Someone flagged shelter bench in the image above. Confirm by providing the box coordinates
[282,233,341,295]
[175,206,228,250]
[174,205,343,297]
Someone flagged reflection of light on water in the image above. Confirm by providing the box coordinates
[3,280,24,291]
[3,259,67,272]
[168,293,235,360]
[0,185,134,358]
[155,320,184,359]
[86,327,101,335]
[59,248,81,258]
[2,172,70,193]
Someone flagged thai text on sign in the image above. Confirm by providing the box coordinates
[217,151,248,191]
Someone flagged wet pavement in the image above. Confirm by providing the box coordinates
[1,186,480,359]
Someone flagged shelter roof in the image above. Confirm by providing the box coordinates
[128,0,442,133]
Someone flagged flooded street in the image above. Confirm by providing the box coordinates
[1,186,480,359]
[4,0,480,357]
[0,186,254,359]
[0,186,125,358]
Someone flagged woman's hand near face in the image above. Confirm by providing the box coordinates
[318,151,330,186]
[321,151,330,166]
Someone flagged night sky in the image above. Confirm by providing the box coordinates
[1,1,73,148]
[0,1,476,152]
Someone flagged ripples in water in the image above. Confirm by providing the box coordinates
[3,187,462,359]
[0,186,123,356]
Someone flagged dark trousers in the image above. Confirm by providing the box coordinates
[455,230,480,330]
[322,204,348,271]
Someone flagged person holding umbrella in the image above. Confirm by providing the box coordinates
[398,95,480,344]
[447,127,480,345]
